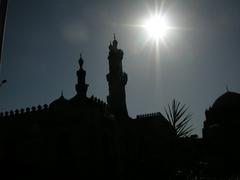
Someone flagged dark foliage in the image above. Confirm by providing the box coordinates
[165,99,193,138]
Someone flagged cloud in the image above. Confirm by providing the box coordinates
[62,23,89,44]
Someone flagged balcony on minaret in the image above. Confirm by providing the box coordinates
[122,72,128,85]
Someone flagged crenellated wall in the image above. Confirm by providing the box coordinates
[0,104,49,119]
[89,95,108,109]
[0,95,109,120]
[136,112,165,119]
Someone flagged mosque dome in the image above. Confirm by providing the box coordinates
[50,93,68,108]
[212,91,240,109]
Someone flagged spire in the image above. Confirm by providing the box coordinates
[75,53,88,98]
[112,33,118,50]
[79,53,83,68]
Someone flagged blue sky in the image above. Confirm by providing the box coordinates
[1,0,240,136]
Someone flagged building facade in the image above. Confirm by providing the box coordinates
[0,37,175,179]
[203,91,240,176]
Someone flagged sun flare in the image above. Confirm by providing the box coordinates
[144,15,169,40]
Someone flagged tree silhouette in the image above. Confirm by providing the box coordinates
[164,99,193,138]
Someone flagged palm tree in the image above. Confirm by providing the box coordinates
[164,99,193,138]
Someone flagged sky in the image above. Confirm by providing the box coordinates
[1,0,240,136]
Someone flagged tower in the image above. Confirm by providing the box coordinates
[75,54,88,98]
[106,35,128,117]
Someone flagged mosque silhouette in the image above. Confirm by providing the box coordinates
[0,36,240,179]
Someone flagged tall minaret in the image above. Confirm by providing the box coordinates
[75,54,88,98]
[106,35,128,117]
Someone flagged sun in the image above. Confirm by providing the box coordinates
[144,15,169,40]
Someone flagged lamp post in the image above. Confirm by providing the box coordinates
[0,79,6,87]
[0,0,8,63]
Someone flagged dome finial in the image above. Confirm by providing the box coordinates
[114,33,116,40]
[226,85,229,92]
[61,90,63,97]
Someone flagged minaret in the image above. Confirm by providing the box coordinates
[106,35,128,117]
[75,53,88,98]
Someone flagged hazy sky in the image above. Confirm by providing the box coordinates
[1,0,240,136]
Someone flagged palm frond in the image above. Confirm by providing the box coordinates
[164,99,194,138]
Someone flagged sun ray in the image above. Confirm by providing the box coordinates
[144,15,169,40]
[115,1,191,67]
